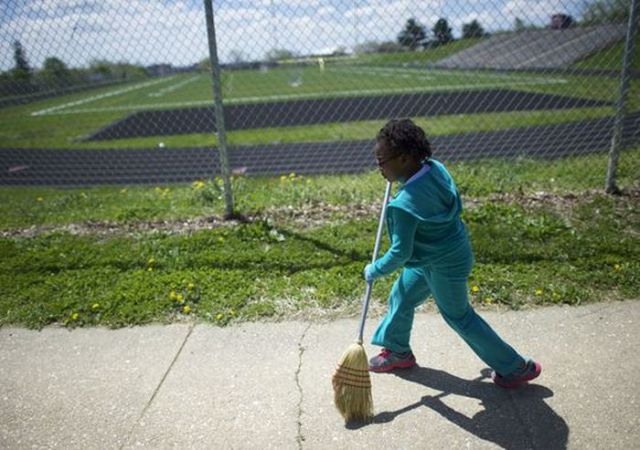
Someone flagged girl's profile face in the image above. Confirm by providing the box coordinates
[374,139,405,182]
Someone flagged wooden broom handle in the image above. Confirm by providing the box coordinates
[357,181,392,344]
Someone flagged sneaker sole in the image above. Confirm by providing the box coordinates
[492,361,542,388]
[369,359,417,373]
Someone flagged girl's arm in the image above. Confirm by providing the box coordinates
[369,208,418,279]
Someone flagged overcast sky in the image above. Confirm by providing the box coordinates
[1,0,586,71]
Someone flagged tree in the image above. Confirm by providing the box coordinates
[42,57,71,84]
[433,18,454,46]
[265,48,295,62]
[462,20,486,39]
[354,41,380,54]
[12,40,32,81]
[90,59,112,77]
[378,41,404,53]
[514,17,527,31]
[354,41,403,54]
[331,46,348,56]
[581,0,631,24]
[398,18,427,50]
[228,50,246,64]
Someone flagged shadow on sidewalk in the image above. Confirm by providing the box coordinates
[348,366,569,449]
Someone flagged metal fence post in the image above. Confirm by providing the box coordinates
[203,0,234,217]
[605,0,639,194]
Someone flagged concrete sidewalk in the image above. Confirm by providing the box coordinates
[1,301,638,449]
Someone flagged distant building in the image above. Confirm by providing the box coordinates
[551,14,574,29]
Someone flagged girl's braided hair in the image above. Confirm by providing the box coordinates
[376,118,432,162]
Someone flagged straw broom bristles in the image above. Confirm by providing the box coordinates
[332,342,373,422]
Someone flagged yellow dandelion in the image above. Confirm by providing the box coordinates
[182,305,192,314]
[71,313,79,320]
[216,313,224,321]
[187,283,195,291]
[37,197,44,202]
[147,267,154,272]
[535,289,543,296]
[147,257,156,266]
[471,285,480,293]
[92,303,100,310]
[169,291,178,300]
[280,175,287,183]
[483,297,493,304]
[176,293,184,303]
[613,264,622,272]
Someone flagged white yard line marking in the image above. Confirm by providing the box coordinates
[30,77,176,116]
[148,75,201,97]
[35,78,569,116]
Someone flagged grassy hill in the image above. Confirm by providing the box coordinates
[573,33,640,70]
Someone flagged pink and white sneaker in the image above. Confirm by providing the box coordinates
[369,348,416,372]
[492,359,542,388]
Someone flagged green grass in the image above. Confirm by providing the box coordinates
[2,149,639,231]
[331,39,483,66]
[573,34,640,70]
[1,151,638,329]
[0,105,618,150]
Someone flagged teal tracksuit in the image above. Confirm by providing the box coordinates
[369,160,525,375]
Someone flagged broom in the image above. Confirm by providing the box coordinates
[332,180,392,422]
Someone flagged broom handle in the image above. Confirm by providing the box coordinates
[357,180,393,344]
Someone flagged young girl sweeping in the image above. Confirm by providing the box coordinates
[364,118,541,388]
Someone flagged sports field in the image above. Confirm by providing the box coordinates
[29,66,570,116]
[0,60,637,150]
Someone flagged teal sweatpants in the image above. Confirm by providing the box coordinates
[371,257,525,375]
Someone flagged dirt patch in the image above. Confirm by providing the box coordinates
[2,188,638,239]
[0,202,380,238]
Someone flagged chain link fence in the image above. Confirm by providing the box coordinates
[0,0,638,204]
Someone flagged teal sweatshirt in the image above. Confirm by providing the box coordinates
[370,159,471,278]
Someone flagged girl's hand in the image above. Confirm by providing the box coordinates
[363,264,375,283]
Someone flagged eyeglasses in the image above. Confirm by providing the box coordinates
[376,154,400,167]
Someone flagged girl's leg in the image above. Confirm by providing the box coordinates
[371,267,431,353]
[427,269,525,375]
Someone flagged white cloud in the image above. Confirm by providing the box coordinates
[451,11,500,34]
[502,0,560,24]
[1,0,206,70]
[0,0,586,72]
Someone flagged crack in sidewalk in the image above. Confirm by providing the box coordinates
[119,323,195,450]
[295,323,313,450]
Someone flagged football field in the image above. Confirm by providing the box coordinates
[29,65,570,117]
[1,62,630,151]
